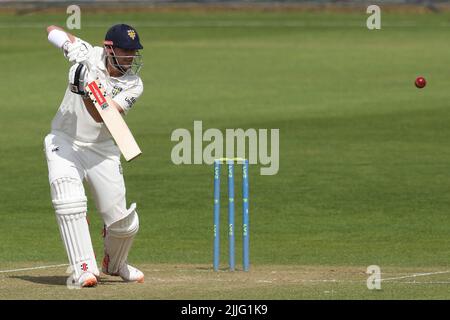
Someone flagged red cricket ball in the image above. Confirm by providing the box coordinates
[415,76,426,89]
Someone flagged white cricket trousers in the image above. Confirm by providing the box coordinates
[43,131,128,227]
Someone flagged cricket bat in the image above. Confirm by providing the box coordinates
[85,80,142,161]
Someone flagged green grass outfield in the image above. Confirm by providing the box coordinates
[2,9,450,299]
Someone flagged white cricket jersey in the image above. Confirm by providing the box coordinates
[51,42,143,143]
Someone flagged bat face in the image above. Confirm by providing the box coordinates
[85,79,142,161]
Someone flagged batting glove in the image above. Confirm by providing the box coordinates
[68,63,90,96]
[65,39,93,64]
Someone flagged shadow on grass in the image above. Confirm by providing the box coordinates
[9,275,67,286]
[9,275,128,287]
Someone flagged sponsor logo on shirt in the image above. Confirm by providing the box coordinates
[111,86,123,98]
[125,96,137,108]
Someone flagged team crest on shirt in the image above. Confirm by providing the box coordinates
[128,30,136,40]
[111,86,123,98]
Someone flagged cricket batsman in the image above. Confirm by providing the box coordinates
[44,24,144,287]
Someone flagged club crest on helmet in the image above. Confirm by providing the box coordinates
[128,30,136,40]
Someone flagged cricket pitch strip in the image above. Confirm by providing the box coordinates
[1,263,450,299]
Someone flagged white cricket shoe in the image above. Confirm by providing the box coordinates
[102,256,144,283]
[116,264,145,283]
[76,272,98,288]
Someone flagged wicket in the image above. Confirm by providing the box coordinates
[213,158,249,272]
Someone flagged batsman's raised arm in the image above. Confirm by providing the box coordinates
[46,25,75,46]
[46,25,94,64]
